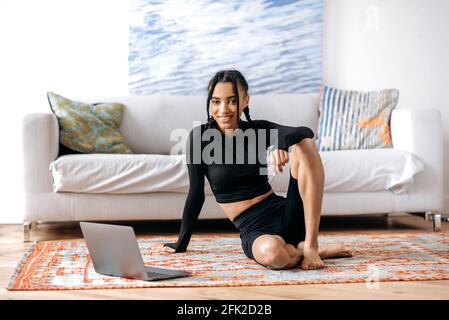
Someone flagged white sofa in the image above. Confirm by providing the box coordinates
[22,94,445,241]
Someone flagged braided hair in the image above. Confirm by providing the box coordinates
[206,69,253,129]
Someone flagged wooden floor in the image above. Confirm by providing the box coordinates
[1,214,449,300]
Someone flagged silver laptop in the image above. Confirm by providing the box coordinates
[80,222,190,281]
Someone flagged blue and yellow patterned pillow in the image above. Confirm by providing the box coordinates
[316,86,399,151]
[47,92,132,154]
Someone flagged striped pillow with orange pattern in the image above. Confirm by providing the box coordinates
[316,86,399,151]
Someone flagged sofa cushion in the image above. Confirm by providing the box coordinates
[49,149,423,195]
[269,148,424,194]
[49,154,195,194]
[47,91,132,154]
[77,93,319,154]
[316,86,399,151]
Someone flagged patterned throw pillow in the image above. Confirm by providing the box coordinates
[316,86,399,151]
[47,91,132,154]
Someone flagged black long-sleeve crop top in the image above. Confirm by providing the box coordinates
[164,119,315,252]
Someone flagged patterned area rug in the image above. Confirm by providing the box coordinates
[7,232,449,291]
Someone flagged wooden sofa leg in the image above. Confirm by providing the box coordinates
[24,222,32,242]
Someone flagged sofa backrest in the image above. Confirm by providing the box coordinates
[79,94,319,154]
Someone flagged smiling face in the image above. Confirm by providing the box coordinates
[210,81,250,135]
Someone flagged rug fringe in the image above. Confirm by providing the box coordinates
[6,241,38,290]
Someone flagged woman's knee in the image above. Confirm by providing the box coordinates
[252,235,289,269]
[292,139,319,161]
[289,139,316,175]
[291,139,322,175]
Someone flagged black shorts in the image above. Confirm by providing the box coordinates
[232,172,306,261]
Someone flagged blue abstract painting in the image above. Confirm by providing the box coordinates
[129,0,323,95]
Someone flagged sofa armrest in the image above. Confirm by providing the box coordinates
[22,113,59,193]
[390,108,444,210]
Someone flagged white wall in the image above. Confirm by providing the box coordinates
[0,0,447,223]
[322,0,449,213]
[0,0,129,223]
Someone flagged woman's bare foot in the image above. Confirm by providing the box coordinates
[298,242,353,260]
[319,243,353,259]
[283,244,303,269]
[301,244,325,270]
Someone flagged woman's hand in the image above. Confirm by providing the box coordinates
[268,147,289,175]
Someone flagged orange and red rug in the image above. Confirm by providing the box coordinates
[7,232,449,291]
